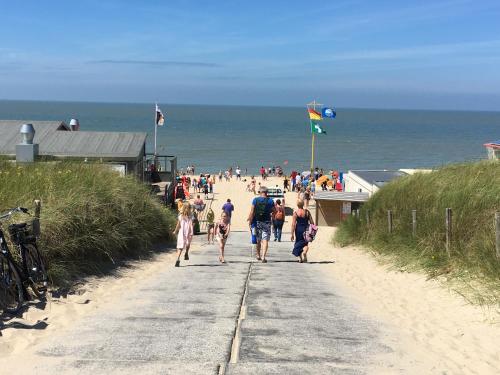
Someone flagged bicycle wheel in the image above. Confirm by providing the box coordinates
[0,256,24,314]
[23,243,48,298]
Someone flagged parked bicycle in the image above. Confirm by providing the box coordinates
[0,207,48,314]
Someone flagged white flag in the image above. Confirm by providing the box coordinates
[155,104,165,126]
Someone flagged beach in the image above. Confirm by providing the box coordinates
[1,175,499,374]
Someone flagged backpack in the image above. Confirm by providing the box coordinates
[254,198,270,222]
[274,206,284,221]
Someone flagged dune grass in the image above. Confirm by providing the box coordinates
[0,161,176,286]
[334,161,500,304]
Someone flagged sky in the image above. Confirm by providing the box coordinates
[1,0,500,110]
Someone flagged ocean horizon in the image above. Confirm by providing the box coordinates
[1,100,498,173]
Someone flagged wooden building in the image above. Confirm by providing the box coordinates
[314,191,369,226]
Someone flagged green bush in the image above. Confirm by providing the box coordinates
[0,161,176,286]
[334,161,500,303]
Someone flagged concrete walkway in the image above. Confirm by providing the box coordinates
[30,232,391,374]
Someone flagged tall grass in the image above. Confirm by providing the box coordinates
[334,161,500,304]
[0,161,176,286]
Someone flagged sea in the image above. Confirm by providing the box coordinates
[1,100,499,174]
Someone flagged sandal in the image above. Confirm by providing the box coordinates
[262,259,267,263]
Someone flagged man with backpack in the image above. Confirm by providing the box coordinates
[247,186,275,263]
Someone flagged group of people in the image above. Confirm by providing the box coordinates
[259,165,284,180]
[173,183,316,267]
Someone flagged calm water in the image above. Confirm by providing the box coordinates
[1,100,499,173]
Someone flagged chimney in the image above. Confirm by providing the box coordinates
[16,123,39,163]
[69,118,80,131]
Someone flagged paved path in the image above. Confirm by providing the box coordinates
[30,232,391,374]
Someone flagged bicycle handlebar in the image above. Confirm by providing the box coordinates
[0,207,30,221]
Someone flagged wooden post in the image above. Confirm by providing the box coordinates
[387,210,393,234]
[495,212,500,260]
[412,209,417,237]
[445,208,452,256]
[33,199,41,237]
[365,209,370,225]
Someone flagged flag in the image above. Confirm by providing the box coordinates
[308,108,322,120]
[311,121,326,135]
[322,107,336,118]
[155,104,165,126]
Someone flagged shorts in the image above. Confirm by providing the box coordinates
[208,223,215,231]
[256,221,271,242]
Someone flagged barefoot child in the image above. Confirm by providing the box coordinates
[173,202,194,267]
[215,211,231,263]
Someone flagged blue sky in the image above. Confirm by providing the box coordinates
[1,0,500,110]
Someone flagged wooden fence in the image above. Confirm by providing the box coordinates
[354,208,500,259]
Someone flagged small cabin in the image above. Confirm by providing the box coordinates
[484,141,500,160]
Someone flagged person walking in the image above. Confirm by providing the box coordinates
[222,198,234,223]
[216,211,231,263]
[247,186,275,263]
[206,208,215,244]
[272,199,285,242]
[236,167,241,180]
[173,202,194,267]
[291,200,314,263]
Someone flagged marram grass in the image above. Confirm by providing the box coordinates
[0,161,176,286]
[334,160,500,305]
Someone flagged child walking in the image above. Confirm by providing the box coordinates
[206,208,215,244]
[215,211,231,263]
[173,202,194,267]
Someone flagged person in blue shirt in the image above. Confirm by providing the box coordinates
[247,186,275,263]
[222,198,234,223]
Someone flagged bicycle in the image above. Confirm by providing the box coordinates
[0,207,48,314]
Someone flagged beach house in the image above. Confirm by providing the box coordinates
[484,141,500,160]
[0,120,147,177]
[344,170,408,196]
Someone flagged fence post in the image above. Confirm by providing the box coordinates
[445,208,452,256]
[33,199,41,237]
[496,212,500,260]
[365,209,370,226]
[412,209,417,237]
[387,210,393,234]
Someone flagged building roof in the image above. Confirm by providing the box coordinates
[484,141,500,150]
[350,170,407,188]
[314,191,369,202]
[0,120,146,160]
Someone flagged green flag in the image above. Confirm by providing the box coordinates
[310,121,326,135]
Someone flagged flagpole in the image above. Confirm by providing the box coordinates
[310,128,315,172]
[154,103,158,168]
[307,100,322,174]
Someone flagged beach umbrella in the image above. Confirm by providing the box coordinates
[301,171,311,177]
[317,175,330,184]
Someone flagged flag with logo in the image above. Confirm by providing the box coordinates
[155,104,165,126]
[321,107,336,118]
[310,121,326,135]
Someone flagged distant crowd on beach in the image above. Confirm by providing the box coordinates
[171,164,345,267]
